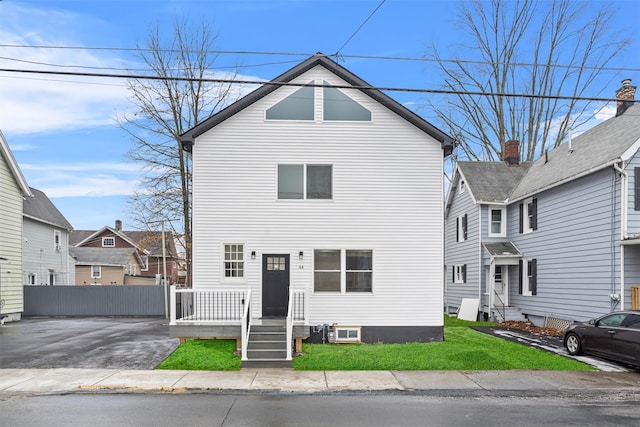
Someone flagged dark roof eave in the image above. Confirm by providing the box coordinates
[180,54,454,155]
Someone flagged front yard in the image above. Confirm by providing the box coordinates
[156,316,593,371]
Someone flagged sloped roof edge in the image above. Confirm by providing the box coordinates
[1,130,32,197]
[180,53,454,155]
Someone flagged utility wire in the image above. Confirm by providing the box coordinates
[1,67,636,104]
[334,0,386,57]
[2,44,638,73]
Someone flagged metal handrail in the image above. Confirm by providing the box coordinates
[241,289,252,361]
[493,290,507,322]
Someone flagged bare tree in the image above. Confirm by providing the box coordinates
[117,17,240,286]
[426,0,630,162]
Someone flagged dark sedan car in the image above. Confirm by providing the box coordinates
[564,310,640,368]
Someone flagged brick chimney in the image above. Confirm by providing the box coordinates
[503,140,520,165]
[616,78,637,117]
[115,219,122,231]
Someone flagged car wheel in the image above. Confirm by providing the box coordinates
[565,333,582,355]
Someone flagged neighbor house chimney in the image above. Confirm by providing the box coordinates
[503,140,520,165]
[616,78,636,117]
[115,219,122,231]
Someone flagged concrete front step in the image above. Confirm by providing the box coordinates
[493,306,527,322]
[241,359,292,368]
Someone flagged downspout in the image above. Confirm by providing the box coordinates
[613,160,627,310]
[478,206,482,308]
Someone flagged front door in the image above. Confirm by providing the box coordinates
[262,254,290,317]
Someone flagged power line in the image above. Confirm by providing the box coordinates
[335,0,386,57]
[2,44,639,73]
[1,67,636,104]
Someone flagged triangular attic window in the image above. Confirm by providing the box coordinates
[323,81,371,121]
[266,83,314,120]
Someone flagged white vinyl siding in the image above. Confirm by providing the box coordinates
[191,65,444,327]
[23,219,72,286]
[0,154,25,315]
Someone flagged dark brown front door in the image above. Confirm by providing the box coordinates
[262,254,290,317]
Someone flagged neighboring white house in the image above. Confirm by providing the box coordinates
[175,53,454,362]
[0,130,33,322]
[23,187,74,286]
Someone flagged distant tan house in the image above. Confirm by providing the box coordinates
[70,220,182,285]
[0,130,33,322]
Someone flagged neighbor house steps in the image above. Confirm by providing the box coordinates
[242,318,291,369]
[492,306,527,323]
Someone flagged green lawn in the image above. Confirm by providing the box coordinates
[156,316,594,371]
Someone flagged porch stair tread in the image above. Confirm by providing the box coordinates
[242,318,291,369]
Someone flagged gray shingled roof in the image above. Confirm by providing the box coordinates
[482,241,521,257]
[69,247,136,265]
[458,161,532,203]
[23,187,73,230]
[181,53,454,155]
[510,103,640,202]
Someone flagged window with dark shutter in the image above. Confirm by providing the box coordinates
[531,198,538,231]
[456,217,459,242]
[635,168,640,211]
[462,214,468,240]
[530,259,537,295]
[462,264,467,283]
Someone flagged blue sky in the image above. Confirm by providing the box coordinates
[1,0,638,231]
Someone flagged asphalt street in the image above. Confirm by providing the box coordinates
[0,317,178,369]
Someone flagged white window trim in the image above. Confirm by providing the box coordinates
[222,243,246,282]
[488,205,507,237]
[53,230,62,251]
[91,265,101,279]
[523,198,535,234]
[454,264,466,284]
[277,164,334,201]
[459,179,466,194]
[141,255,149,272]
[522,259,533,296]
[313,249,373,294]
[27,272,37,285]
[334,326,362,343]
[102,237,115,247]
[457,215,467,242]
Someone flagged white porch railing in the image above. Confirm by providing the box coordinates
[170,286,247,324]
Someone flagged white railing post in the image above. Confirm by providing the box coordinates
[169,285,177,325]
[241,289,251,361]
[286,289,293,361]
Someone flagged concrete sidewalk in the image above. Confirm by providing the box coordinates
[1,368,639,395]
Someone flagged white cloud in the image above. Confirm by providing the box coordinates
[0,3,132,135]
[21,162,141,197]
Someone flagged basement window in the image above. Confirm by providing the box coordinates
[335,327,361,343]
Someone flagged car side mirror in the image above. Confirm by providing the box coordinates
[589,319,597,326]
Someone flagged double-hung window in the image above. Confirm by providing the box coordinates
[457,214,468,242]
[518,258,537,296]
[489,206,506,237]
[520,198,537,234]
[91,265,101,279]
[278,164,332,200]
[224,244,244,279]
[314,249,373,293]
[453,264,467,284]
[635,167,640,211]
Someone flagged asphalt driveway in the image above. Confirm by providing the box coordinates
[0,317,179,370]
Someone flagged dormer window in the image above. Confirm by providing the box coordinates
[102,237,115,247]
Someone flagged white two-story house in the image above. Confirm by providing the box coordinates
[174,53,454,365]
